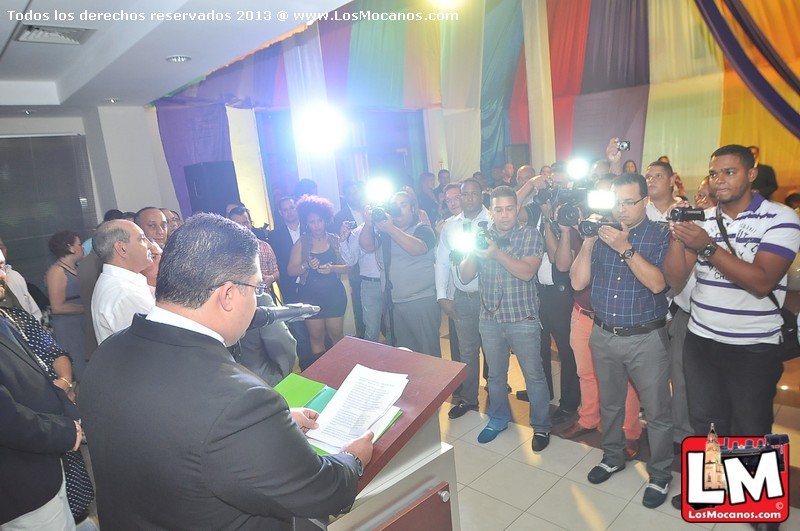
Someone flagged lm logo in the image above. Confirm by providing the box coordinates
[681,430,789,524]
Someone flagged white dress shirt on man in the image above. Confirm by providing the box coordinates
[92,264,155,343]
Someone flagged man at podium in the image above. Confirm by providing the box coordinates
[80,214,373,530]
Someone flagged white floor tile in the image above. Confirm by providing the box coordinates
[505,512,566,531]
[469,457,561,511]
[461,421,534,457]
[609,501,708,531]
[451,438,505,485]
[439,406,487,440]
[507,434,592,477]
[711,523,759,531]
[526,478,628,531]
[631,472,714,530]
[457,486,522,531]
[564,448,648,501]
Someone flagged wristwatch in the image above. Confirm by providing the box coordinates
[620,247,636,260]
[343,452,364,477]
[698,242,718,259]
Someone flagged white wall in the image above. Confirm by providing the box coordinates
[96,106,178,213]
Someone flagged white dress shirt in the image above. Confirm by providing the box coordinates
[339,224,381,279]
[92,264,155,343]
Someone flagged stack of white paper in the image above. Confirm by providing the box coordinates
[307,364,408,452]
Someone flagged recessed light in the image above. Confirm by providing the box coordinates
[165,55,191,63]
[18,109,36,115]
[104,98,121,104]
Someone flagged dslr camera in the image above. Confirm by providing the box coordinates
[669,207,705,222]
[578,220,623,238]
[371,204,401,222]
[534,186,588,226]
[617,140,631,151]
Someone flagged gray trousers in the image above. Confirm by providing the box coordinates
[393,295,442,357]
[452,289,482,406]
[590,325,674,482]
[667,308,693,442]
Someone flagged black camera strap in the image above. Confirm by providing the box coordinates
[715,211,782,310]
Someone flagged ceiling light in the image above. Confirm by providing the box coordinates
[165,55,192,63]
[104,98,121,104]
[18,109,36,115]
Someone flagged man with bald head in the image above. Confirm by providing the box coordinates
[136,207,168,247]
[515,165,536,191]
[91,220,155,343]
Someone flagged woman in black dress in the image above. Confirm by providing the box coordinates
[288,195,348,359]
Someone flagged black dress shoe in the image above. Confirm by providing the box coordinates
[587,459,625,484]
[448,401,478,419]
[532,432,550,452]
[551,408,576,425]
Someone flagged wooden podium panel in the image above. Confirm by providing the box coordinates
[302,337,466,490]
[375,481,452,530]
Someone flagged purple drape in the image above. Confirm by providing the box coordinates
[724,0,800,95]
[571,85,650,167]
[581,0,649,94]
[154,102,232,216]
[694,0,800,139]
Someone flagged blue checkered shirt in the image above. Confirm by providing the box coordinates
[590,218,669,327]
[478,223,544,322]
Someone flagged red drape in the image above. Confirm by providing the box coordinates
[547,0,592,160]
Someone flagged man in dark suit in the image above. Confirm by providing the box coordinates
[332,181,366,338]
[268,196,313,368]
[80,214,373,530]
[0,253,82,528]
[748,145,778,200]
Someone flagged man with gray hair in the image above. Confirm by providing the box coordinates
[91,220,154,343]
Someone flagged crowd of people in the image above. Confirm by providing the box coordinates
[1,139,797,527]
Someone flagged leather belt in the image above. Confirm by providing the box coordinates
[593,317,666,337]
[574,304,595,319]
[359,276,381,282]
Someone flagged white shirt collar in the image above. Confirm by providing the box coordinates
[102,263,149,284]
[146,306,226,345]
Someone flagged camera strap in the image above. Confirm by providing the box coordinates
[715,211,782,310]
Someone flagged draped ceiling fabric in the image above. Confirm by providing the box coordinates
[153,0,800,213]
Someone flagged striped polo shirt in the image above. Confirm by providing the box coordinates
[689,194,800,345]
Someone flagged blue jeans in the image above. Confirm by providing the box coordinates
[479,318,550,432]
[360,278,384,343]
[452,290,482,406]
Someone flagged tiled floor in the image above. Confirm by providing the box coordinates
[435,333,800,530]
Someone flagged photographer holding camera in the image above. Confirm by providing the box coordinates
[435,178,491,418]
[664,144,800,444]
[359,191,440,357]
[459,186,550,450]
[570,173,674,509]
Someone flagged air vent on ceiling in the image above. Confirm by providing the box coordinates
[15,25,94,45]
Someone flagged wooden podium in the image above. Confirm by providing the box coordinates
[298,337,466,530]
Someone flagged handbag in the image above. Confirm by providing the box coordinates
[715,214,799,361]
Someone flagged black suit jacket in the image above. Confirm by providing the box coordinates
[0,320,77,524]
[268,224,299,303]
[80,315,359,530]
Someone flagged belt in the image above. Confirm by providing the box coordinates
[360,276,381,282]
[456,289,480,298]
[593,317,666,337]
[574,304,594,319]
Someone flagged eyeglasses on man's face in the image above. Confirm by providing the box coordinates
[614,197,646,209]
[210,280,268,297]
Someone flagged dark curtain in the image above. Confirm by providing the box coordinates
[581,0,650,94]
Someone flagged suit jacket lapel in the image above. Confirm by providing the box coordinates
[0,328,46,375]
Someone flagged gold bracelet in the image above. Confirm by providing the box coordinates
[58,377,74,390]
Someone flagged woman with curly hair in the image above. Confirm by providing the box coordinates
[45,230,87,381]
[287,195,348,365]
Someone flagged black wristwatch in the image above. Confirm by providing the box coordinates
[343,452,364,477]
[698,242,718,259]
[620,247,636,260]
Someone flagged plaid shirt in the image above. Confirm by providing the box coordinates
[590,218,669,327]
[257,239,279,279]
[478,223,544,322]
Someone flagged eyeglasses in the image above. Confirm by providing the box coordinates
[210,280,268,297]
[231,281,268,297]
[614,197,646,209]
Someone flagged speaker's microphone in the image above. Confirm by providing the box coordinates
[248,303,321,329]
